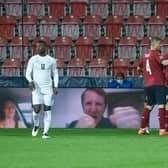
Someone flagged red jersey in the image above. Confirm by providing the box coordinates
[139,50,164,87]
[162,53,168,86]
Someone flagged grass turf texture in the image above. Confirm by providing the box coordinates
[0,129,168,168]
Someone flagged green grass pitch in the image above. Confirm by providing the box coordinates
[0,129,168,168]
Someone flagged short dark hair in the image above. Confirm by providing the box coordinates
[37,40,47,46]
[81,88,107,107]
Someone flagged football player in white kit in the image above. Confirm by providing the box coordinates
[26,40,58,139]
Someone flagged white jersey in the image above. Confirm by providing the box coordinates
[26,54,59,91]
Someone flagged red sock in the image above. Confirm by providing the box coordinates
[165,110,168,129]
[140,108,151,128]
[158,108,165,129]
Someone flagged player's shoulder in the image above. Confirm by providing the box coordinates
[28,55,38,62]
[46,55,56,62]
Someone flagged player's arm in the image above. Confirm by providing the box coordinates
[25,58,35,90]
[52,59,59,94]
[161,53,168,65]
[161,60,168,65]
[137,58,143,72]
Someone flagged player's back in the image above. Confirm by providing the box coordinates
[140,50,164,87]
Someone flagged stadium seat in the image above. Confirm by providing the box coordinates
[97,36,114,59]
[83,15,102,38]
[32,36,51,55]
[5,0,23,16]
[1,58,21,76]
[0,15,16,38]
[90,0,110,17]
[112,58,130,77]
[132,59,142,76]
[10,36,29,61]
[48,0,66,17]
[156,0,168,17]
[61,15,80,40]
[89,58,108,77]
[70,0,88,17]
[118,36,137,60]
[126,16,145,39]
[112,0,131,17]
[56,58,65,76]
[76,36,94,60]
[139,36,150,57]
[0,37,7,61]
[132,0,153,17]
[40,16,58,39]
[67,58,86,76]
[0,2,3,15]
[147,16,166,38]
[53,36,72,60]
[161,37,168,54]
[105,16,123,38]
[27,0,47,16]
[19,15,38,38]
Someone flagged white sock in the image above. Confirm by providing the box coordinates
[32,111,40,127]
[44,110,51,134]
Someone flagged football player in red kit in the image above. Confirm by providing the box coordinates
[138,37,168,136]
[161,53,168,130]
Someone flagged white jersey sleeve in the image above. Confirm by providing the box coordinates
[25,57,34,82]
[52,59,59,88]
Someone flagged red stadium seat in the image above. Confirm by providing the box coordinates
[5,0,23,16]
[89,58,108,77]
[0,15,16,38]
[19,15,38,38]
[156,0,168,17]
[90,0,110,17]
[132,0,153,17]
[40,16,59,38]
[56,58,64,76]
[10,36,29,60]
[147,16,166,38]
[48,0,66,17]
[126,16,145,39]
[112,0,131,17]
[162,37,168,54]
[53,36,72,60]
[70,0,88,17]
[0,37,7,61]
[61,15,80,40]
[97,36,114,59]
[76,36,94,60]
[133,59,142,76]
[139,36,150,56]
[67,58,86,76]
[32,36,51,55]
[27,0,47,16]
[118,36,137,59]
[112,58,130,77]
[105,16,123,38]
[83,15,102,38]
[1,58,21,76]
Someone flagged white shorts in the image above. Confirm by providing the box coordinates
[32,88,53,106]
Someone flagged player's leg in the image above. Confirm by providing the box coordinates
[138,87,153,135]
[165,88,168,129]
[42,93,53,139]
[155,86,168,136]
[32,90,42,137]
